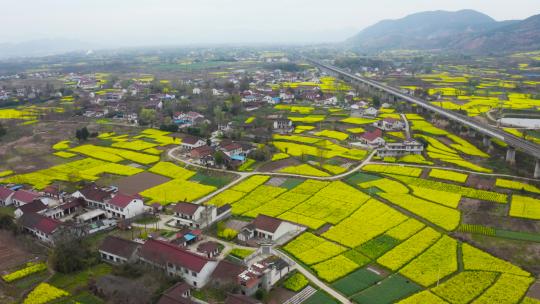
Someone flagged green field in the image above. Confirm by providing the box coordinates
[331,268,383,297]
[357,235,401,259]
[304,290,338,304]
[351,274,421,304]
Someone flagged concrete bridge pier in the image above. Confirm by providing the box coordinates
[506,147,516,164]
[535,159,540,179]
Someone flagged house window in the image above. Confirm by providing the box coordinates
[192,271,197,277]
[193,281,197,286]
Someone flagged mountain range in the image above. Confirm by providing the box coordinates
[346,9,540,53]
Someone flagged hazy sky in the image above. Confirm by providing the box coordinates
[1,0,540,46]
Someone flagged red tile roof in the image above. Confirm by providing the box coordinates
[173,202,201,216]
[190,145,214,158]
[361,129,383,141]
[252,214,282,233]
[12,190,40,204]
[20,213,61,234]
[18,200,46,214]
[109,193,139,208]
[197,241,220,254]
[79,184,111,202]
[0,186,14,200]
[221,143,242,152]
[182,136,203,145]
[211,260,246,283]
[139,239,210,273]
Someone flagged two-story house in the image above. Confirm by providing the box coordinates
[105,193,145,219]
[172,202,231,229]
[181,136,207,151]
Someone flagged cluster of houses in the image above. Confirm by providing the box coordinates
[0,183,147,244]
[183,137,256,168]
[97,213,301,303]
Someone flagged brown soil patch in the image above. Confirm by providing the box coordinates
[528,281,540,300]
[0,231,41,272]
[258,158,301,172]
[466,175,495,189]
[115,172,170,195]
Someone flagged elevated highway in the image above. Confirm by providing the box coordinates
[306,58,540,177]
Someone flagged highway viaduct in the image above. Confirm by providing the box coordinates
[305,58,540,178]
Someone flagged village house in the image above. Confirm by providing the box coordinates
[189,145,215,166]
[14,200,47,219]
[99,236,141,264]
[197,241,222,259]
[0,186,15,206]
[181,136,207,151]
[352,128,386,148]
[138,239,218,287]
[238,215,299,243]
[373,117,405,131]
[174,111,205,126]
[377,139,424,158]
[157,282,196,304]
[237,256,291,296]
[192,88,202,95]
[19,213,63,244]
[172,202,231,229]
[72,185,144,219]
[41,197,86,220]
[352,106,379,118]
[72,184,113,209]
[104,193,145,219]
[209,260,247,288]
[272,118,293,134]
[11,189,41,207]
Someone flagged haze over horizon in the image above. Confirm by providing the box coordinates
[1,0,540,47]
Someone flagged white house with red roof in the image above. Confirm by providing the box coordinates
[139,239,218,287]
[0,186,15,206]
[105,193,144,219]
[181,136,206,151]
[11,190,41,207]
[352,128,385,148]
[19,213,63,244]
[172,202,231,229]
[238,215,299,243]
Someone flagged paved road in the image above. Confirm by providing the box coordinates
[273,249,350,304]
[401,113,411,139]
[367,161,540,181]
[167,146,376,184]
[307,58,540,159]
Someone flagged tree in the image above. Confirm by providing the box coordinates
[214,151,226,166]
[51,238,95,273]
[75,129,82,141]
[0,122,6,139]
[81,127,89,141]
[139,109,157,127]
[0,214,16,233]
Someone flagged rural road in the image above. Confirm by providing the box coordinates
[367,161,540,181]
[167,146,376,205]
[273,249,350,304]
